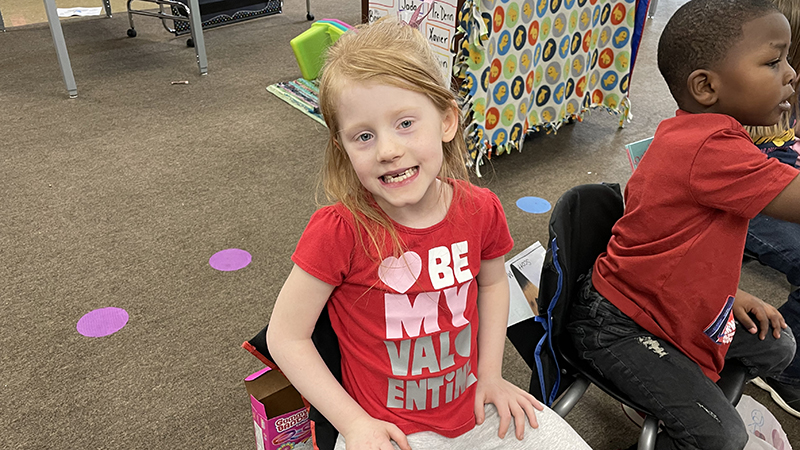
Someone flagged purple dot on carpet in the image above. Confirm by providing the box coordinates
[209,248,252,271]
[516,196,551,214]
[77,307,129,337]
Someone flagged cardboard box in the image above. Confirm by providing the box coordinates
[245,367,312,450]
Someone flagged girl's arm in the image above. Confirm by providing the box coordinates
[762,174,800,223]
[473,256,543,440]
[267,265,410,450]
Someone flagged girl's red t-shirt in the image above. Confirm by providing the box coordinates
[293,180,514,437]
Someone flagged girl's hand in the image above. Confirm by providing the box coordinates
[733,288,787,340]
[342,416,411,450]
[473,375,544,440]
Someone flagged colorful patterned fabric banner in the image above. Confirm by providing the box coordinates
[455,0,639,173]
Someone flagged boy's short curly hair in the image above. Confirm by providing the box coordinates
[657,0,779,106]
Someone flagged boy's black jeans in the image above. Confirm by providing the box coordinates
[567,271,796,450]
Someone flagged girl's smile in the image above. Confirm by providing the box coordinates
[380,166,419,185]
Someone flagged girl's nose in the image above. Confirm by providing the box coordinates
[376,137,403,162]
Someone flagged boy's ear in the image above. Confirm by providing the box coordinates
[441,100,459,143]
[687,69,718,107]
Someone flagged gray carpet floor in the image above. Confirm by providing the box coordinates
[1,0,797,448]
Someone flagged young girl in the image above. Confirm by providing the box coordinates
[266,18,590,450]
[744,0,800,418]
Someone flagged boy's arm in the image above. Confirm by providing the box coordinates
[474,256,543,440]
[762,174,800,223]
[267,265,410,450]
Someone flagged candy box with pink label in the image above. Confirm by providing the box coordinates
[244,366,312,450]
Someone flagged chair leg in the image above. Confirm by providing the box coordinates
[551,376,590,417]
[638,416,659,450]
[305,0,314,20]
[127,0,136,31]
[647,0,658,18]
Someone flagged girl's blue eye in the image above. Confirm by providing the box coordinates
[357,133,372,142]
[400,120,412,128]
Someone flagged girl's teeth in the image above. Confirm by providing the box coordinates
[383,167,417,183]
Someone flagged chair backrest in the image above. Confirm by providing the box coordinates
[532,183,624,405]
[244,305,341,450]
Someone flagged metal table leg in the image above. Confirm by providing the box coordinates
[43,0,78,98]
[1,8,6,32]
[102,0,112,17]
[187,0,207,75]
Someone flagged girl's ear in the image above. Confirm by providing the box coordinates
[441,100,460,143]
[687,69,718,107]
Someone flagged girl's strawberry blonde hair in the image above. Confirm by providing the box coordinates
[746,0,800,142]
[317,18,470,259]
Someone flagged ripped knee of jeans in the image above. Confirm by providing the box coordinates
[636,336,668,358]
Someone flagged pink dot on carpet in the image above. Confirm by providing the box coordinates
[77,307,129,337]
[209,248,252,271]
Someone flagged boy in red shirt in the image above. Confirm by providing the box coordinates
[567,0,800,448]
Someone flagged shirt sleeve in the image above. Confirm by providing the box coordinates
[480,190,514,261]
[689,128,800,219]
[292,206,355,286]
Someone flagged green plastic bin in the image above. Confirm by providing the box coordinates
[290,22,349,80]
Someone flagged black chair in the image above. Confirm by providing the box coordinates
[510,183,747,450]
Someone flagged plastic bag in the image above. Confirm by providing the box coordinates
[736,394,792,450]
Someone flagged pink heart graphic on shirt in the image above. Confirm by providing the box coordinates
[378,252,422,294]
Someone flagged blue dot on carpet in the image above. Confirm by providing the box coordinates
[516,197,551,214]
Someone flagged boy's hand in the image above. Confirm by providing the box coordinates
[733,288,787,340]
[474,375,544,440]
[342,416,411,450]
